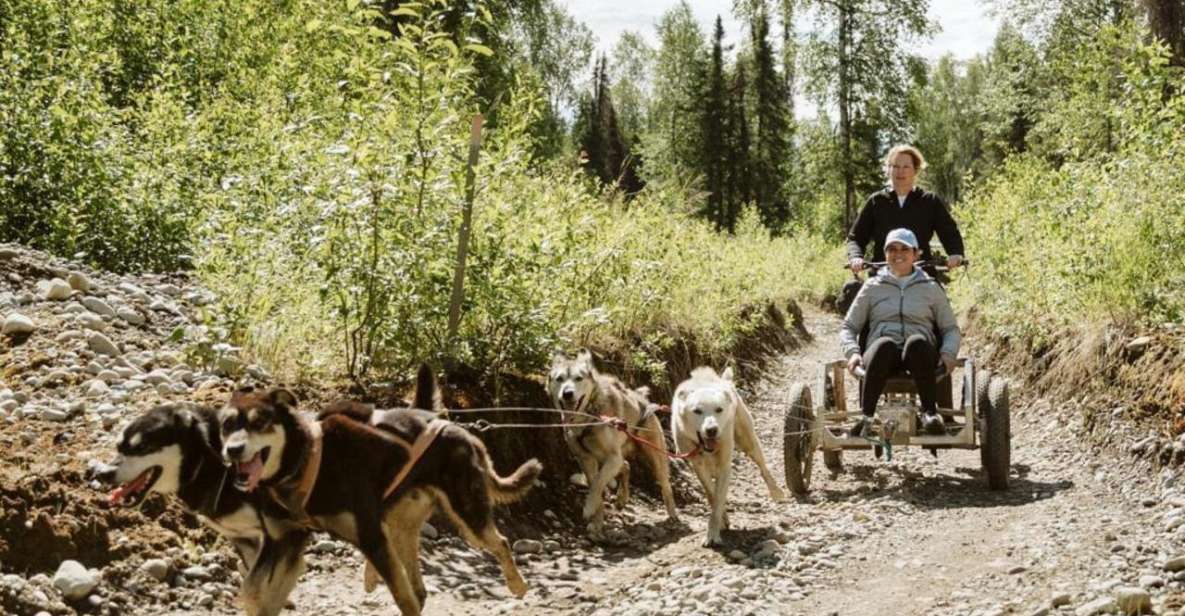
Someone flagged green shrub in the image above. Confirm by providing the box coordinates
[954,26,1185,343]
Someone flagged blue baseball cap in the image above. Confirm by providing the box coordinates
[885,228,919,249]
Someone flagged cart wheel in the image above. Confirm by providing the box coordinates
[976,369,993,469]
[980,376,1011,490]
[784,383,815,495]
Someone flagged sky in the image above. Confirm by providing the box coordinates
[562,0,1001,62]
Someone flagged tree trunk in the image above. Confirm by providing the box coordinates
[838,2,855,233]
[1142,0,1184,67]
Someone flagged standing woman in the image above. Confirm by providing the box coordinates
[845,145,965,275]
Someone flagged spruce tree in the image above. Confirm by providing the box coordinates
[751,9,793,232]
[701,17,730,230]
[725,63,753,232]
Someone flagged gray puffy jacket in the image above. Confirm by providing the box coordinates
[839,267,960,359]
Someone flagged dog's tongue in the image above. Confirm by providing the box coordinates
[238,454,264,492]
[108,469,152,506]
[703,437,719,451]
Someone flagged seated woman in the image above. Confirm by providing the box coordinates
[839,228,961,436]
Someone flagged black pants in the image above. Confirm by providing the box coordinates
[861,334,938,417]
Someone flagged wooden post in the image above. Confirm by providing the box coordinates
[446,114,483,349]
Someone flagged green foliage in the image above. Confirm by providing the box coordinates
[639,1,707,186]
[954,26,1185,341]
[750,8,794,232]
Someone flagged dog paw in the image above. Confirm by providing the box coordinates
[770,489,789,503]
[508,580,528,598]
[702,534,723,548]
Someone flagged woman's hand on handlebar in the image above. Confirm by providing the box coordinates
[848,257,864,274]
[946,255,963,269]
[939,353,957,376]
[847,354,863,376]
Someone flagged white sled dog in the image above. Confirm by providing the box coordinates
[671,366,786,546]
[548,350,679,538]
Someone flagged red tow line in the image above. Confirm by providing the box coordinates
[600,406,701,460]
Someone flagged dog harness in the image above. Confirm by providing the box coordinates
[268,418,323,527]
[381,419,447,500]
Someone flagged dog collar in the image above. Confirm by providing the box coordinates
[269,417,323,525]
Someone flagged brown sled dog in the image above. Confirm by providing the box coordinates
[548,350,679,539]
[220,366,541,615]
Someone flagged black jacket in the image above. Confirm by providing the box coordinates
[845,187,965,263]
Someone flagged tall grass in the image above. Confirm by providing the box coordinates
[954,25,1185,346]
[0,0,843,383]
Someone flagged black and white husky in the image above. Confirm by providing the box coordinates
[99,402,309,616]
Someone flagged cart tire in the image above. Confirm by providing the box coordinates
[976,369,993,469]
[784,384,815,495]
[981,376,1011,490]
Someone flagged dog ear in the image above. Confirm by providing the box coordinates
[576,348,592,362]
[676,389,688,402]
[721,366,734,382]
[634,385,651,400]
[722,389,734,406]
[268,388,299,410]
[551,349,569,364]
[413,363,443,411]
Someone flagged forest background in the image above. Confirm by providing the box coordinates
[1,0,1182,395]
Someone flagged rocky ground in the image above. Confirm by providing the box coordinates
[1,241,1183,616]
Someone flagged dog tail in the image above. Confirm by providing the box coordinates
[485,456,543,505]
[413,363,443,411]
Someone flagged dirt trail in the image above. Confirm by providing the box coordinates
[288,309,1185,616]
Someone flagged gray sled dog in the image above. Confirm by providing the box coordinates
[548,350,679,538]
[671,366,787,546]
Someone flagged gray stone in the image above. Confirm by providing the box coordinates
[117,307,145,326]
[1126,336,1152,353]
[82,297,116,317]
[67,272,92,293]
[420,522,439,539]
[41,408,70,422]
[182,565,210,581]
[1113,587,1152,615]
[1076,597,1118,616]
[38,278,72,301]
[118,282,150,302]
[1052,592,1073,608]
[53,560,99,600]
[76,313,105,331]
[216,355,242,376]
[309,540,339,554]
[144,370,171,385]
[513,539,542,554]
[3,313,35,335]
[1137,575,1164,588]
[1165,556,1185,572]
[85,380,109,398]
[140,559,169,582]
[87,332,120,357]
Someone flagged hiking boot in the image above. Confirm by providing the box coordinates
[920,411,946,436]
